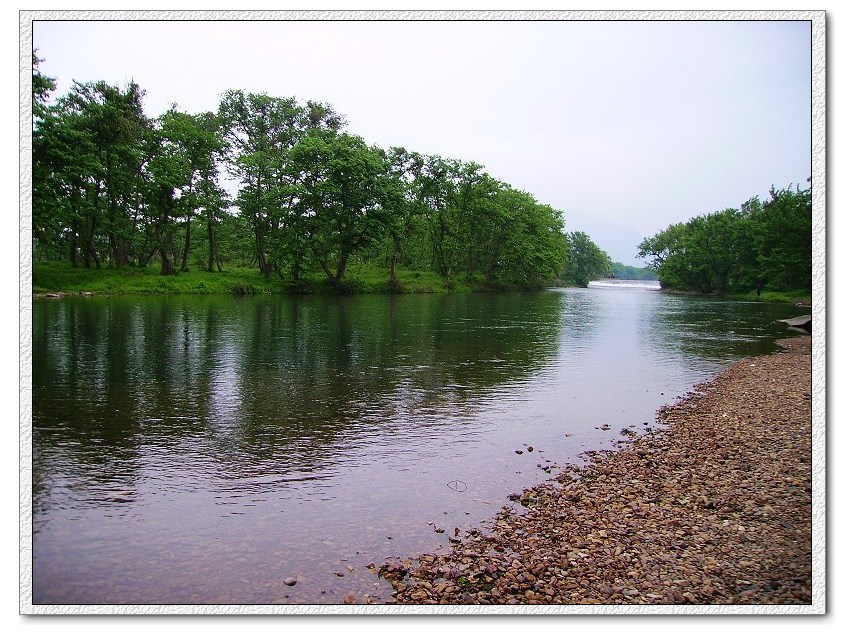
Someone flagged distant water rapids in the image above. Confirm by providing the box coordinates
[588,278,661,290]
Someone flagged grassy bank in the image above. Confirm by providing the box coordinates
[31,261,542,296]
[659,285,812,306]
[737,289,812,305]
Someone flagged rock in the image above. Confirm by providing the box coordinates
[283,577,297,586]
[778,315,811,331]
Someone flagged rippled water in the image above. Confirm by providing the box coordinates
[30,286,803,604]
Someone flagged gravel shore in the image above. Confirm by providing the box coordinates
[380,336,813,606]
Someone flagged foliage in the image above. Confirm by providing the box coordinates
[637,184,811,295]
[610,262,657,280]
[562,231,612,287]
[31,56,582,293]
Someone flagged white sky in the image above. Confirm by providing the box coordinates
[30,15,811,265]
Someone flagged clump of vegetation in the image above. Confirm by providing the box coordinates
[558,231,612,287]
[32,53,589,296]
[637,184,811,297]
[610,261,658,281]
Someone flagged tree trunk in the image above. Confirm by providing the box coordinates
[109,232,129,268]
[206,214,217,272]
[139,245,157,268]
[334,252,349,283]
[83,217,98,269]
[318,258,334,281]
[157,220,174,276]
[70,230,78,267]
[252,214,270,276]
[156,188,175,276]
[389,251,399,287]
[69,187,80,267]
[160,254,174,275]
[181,211,192,272]
[257,250,270,276]
[69,218,79,268]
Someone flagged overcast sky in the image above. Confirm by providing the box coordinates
[31,17,811,265]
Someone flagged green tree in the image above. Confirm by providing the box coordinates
[142,111,195,275]
[637,222,691,290]
[75,81,150,268]
[637,183,811,294]
[32,51,55,121]
[752,184,812,291]
[485,187,567,287]
[610,262,657,280]
[33,80,148,268]
[419,157,492,282]
[219,90,344,277]
[154,109,228,273]
[565,231,611,287]
[290,130,398,288]
[381,147,427,289]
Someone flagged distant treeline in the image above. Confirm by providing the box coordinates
[610,262,657,281]
[31,54,612,292]
[637,184,811,295]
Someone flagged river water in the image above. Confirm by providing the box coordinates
[30,282,804,605]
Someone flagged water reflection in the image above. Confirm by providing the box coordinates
[31,289,803,604]
[640,293,801,367]
[33,293,565,527]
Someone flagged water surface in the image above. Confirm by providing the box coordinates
[31,285,803,604]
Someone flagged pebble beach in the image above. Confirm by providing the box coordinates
[379,336,813,606]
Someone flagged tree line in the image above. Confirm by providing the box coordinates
[32,54,613,292]
[636,183,811,295]
[609,262,657,281]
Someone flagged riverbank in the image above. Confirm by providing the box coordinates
[658,285,812,306]
[379,336,813,606]
[31,261,553,296]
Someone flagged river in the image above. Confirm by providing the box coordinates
[29,282,804,605]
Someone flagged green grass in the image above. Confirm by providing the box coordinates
[342,263,475,294]
[733,288,812,305]
[31,261,506,296]
[661,284,812,305]
[33,261,286,296]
